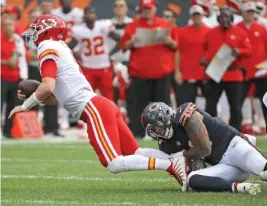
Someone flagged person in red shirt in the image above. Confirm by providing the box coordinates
[120,0,178,138]
[174,5,210,105]
[200,7,252,131]
[1,15,21,138]
[237,2,267,133]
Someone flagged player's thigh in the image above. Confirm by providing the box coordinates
[188,164,250,183]
[82,96,122,167]
[223,136,267,175]
[116,112,139,155]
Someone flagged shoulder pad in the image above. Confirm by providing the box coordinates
[176,103,197,127]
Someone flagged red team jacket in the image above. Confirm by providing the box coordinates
[178,24,210,81]
[204,25,252,82]
[120,16,178,79]
[237,22,267,79]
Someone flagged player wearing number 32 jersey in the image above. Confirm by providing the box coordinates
[8,14,189,192]
[68,6,121,101]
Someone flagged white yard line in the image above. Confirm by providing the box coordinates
[1,144,91,149]
[1,138,88,144]
[1,158,97,164]
[1,200,138,205]
[1,174,172,182]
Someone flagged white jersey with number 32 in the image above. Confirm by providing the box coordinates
[38,40,96,119]
[72,20,114,69]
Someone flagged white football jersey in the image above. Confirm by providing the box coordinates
[38,40,96,119]
[72,20,114,69]
[51,7,83,41]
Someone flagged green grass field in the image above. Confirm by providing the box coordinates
[1,137,267,206]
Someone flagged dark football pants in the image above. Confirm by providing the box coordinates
[128,74,171,138]
[204,80,243,131]
[173,80,203,106]
[1,79,20,137]
[241,78,267,129]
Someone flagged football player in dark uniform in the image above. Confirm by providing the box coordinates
[141,102,267,195]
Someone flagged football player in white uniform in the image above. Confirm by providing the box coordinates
[52,0,83,130]
[8,14,189,192]
[68,6,121,101]
[51,0,83,42]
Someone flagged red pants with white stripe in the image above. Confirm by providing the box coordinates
[82,67,114,101]
[80,95,139,167]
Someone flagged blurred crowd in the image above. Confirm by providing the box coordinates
[1,0,267,139]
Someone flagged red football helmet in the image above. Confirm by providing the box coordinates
[28,14,68,46]
[192,0,217,16]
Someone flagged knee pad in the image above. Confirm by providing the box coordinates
[106,156,126,173]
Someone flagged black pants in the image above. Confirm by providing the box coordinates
[128,74,171,137]
[1,79,20,137]
[43,105,58,134]
[241,78,267,129]
[174,80,203,106]
[204,80,243,131]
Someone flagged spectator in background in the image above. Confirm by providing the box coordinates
[110,0,133,122]
[120,0,178,138]
[51,0,83,42]
[237,2,267,134]
[200,7,252,131]
[1,15,28,138]
[255,0,267,28]
[1,0,5,15]
[40,0,54,15]
[174,5,210,105]
[162,9,177,26]
[4,5,26,35]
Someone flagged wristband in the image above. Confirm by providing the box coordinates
[22,92,42,111]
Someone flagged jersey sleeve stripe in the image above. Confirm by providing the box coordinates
[39,49,59,60]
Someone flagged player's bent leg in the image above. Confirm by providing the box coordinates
[134,148,170,160]
[223,136,267,176]
[188,164,260,195]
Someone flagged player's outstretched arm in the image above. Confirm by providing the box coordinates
[183,111,211,161]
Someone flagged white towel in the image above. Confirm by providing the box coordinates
[13,33,28,80]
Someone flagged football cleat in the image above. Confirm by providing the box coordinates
[260,171,267,181]
[168,156,189,192]
[235,183,261,195]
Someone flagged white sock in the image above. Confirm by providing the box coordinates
[107,155,171,173]
[135,148,170,160]
[232,182,245,193]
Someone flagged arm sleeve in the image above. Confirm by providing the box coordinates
[41,59,57,79]
[38,41,60,68]
[170,27,179,51]
[120,23,135,51]
[203,30,213,61]
[176,103,197,127]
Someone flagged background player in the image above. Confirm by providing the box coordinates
[141,102,267,195]
[8,14,189,191]
[68,6,120,101]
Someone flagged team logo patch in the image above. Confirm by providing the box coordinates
[230,35,236,40]
[148,103,160,112]
[39,49,59,60]
[254,31,259,37]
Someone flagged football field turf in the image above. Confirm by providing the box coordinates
[1,136,267,206]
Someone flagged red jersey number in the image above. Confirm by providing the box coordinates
[82,36,105,57]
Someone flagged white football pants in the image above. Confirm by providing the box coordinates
[188,136,267,183]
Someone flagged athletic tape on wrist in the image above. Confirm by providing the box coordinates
[22,93,42,111]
